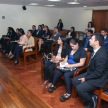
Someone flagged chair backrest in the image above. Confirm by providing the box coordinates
[49,30,54,37]
[34,37,37,47]
[74,32,77,38]
[85,51,90,66]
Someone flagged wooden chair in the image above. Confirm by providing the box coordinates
[19,37,37,65]
[53,51,90,97]
[95,86,108,108]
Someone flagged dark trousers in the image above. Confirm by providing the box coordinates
[2,39,9,50]
[52,69,76,94]
[72,73,98,103]
[44,42,53,53]
[13,45,23,61]
[6,42,18,54]
[44,61,56,83]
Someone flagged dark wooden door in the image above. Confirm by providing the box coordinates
[92,10,108,33]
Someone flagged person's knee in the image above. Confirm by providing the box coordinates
[48,66,54,72]
[64,73,70,80]
[72,78,77,86]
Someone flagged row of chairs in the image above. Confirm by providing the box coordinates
[41,51,108,108]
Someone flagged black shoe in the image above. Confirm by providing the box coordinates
[3,52,6,54]
[14,61,19,65]
[8,56,14,60]
[38,50,41,54]
[83,101,93,108]
[92,95,98,108]
[60,93,71,102]
[48,85,56,93]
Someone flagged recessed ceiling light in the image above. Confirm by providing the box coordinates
[29,3,38,5]
[48,0,61,1]
[67,2,80,4]
[84,6,87,7]
[45,5,55,7]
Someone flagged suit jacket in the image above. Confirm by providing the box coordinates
[35,29,43,38]
[82,37,93,52]
[85,46,108,88]
[103,36,108,52]
[32,29,37,37]
[57,23,63,31]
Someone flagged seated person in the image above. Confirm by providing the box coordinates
[48,38,87,102]
[42,36,68,88]
[2,27,16,54]
[35,25,43,39]
[72,33,108,108]
[9,28,27,65]
[85,22,95,34]
[0,27,11,48]
[38,25,51,54]
[66,27,75,44]
[44,27,61,53]
[82,30,93,52]
[5,28,21,57]
[42,24,44,31]
[101,28,108,52]
[32,25,37,37]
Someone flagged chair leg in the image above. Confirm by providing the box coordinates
[96,89,103,108]
[24,54,26,65]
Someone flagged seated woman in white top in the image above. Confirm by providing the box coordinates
[9,30,35,65]
[85,22,95,34]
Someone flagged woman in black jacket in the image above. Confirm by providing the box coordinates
[5,28,20,57]
[66,27,76,44]
[42,35,68,88]
[57,19,63,31]
[2,27,16,54]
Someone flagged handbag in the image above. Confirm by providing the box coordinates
[23,45,33,52]
[57,65,76,73]
[42,53,53,65]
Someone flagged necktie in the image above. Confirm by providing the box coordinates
[88,51,94,66]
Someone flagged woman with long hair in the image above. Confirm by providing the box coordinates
[42,35,68,88]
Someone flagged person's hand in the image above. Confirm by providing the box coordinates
[52,58,55,63]
[84,48,88,51]
[65,64,72,68]
[78,78,85,83]
[61,62,65,65]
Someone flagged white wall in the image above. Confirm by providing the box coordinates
[61,6,108,32]
[0,4,108,38]
[0,4,62,37]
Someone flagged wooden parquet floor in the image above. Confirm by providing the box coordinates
[0,52,108,108]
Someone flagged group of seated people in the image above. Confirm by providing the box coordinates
[0,27,35,65]
[0,21,108,108]
[42,28,108,108]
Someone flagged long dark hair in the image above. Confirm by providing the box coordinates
[70,38,79,45]
[59,35,68,49]
[71,27,75,32]
[19,28,25,35]
[9,27,15,33]
[88,22,94,28]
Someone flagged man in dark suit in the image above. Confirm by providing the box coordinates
[72,33,108,108]
[82,30,93,52]
[32,25,37,37]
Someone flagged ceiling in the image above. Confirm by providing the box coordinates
[0,0,108,8]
